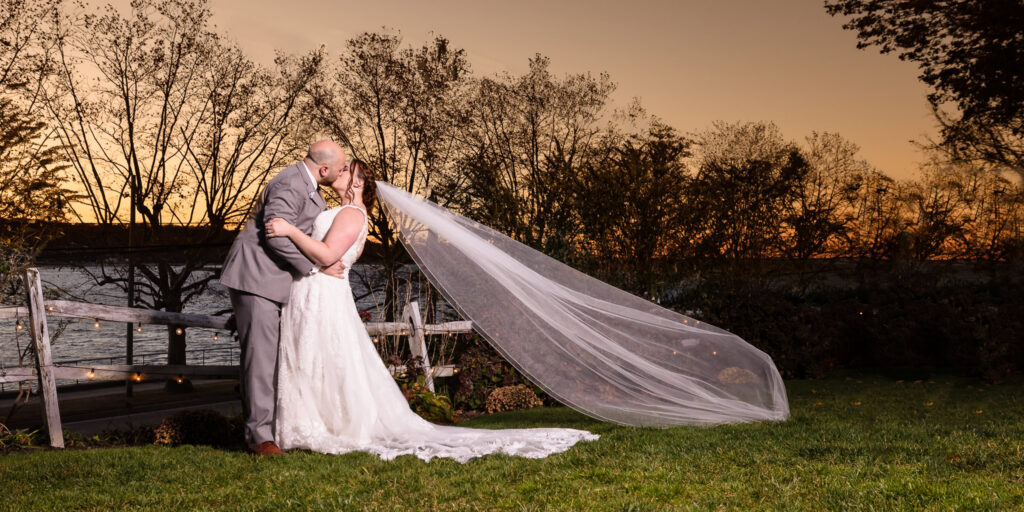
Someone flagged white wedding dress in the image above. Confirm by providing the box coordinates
[275,205,600,463]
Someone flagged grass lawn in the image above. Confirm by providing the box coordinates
[2,370,1023,511]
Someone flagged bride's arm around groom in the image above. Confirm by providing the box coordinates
[262,176,323,275]
[220,161,326,303]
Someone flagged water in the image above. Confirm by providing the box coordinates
[0,265,384,380]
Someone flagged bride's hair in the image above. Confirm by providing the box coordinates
[345,158,376,214]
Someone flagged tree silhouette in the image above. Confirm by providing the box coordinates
[0,99,72,303]
[1,0,72,303]
[825,0,1024,180]
[686,122,810,277]
[303,31,472,322]
[30,0,310,373]
[791,132,870,259]
[575,120,691,294]
[446,55,615,256]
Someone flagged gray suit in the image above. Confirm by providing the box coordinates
[220,162,326,445]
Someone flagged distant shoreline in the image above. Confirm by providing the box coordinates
[34,222,386,265]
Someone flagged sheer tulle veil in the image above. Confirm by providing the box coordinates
[375,181,790,427]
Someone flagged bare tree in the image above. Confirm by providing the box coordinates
[574,119,691,295]
[1,0,62,89]
[914,156,1023,263]
[786,132,872,261]
[691,120,793,172]
[304,31,471,320]
[0,100,72,303]
[31,0,310,380]
[448,55,615,253]
[1,0,72,303]
[179,45,312,229]
[685,121,810,281]
[840,170,909,261]
[903,159,973,261]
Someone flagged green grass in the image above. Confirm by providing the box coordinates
[2,371,1023,511]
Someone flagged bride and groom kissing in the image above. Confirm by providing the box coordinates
[219,140,599,463]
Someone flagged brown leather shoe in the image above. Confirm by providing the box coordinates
[249,441,283,456]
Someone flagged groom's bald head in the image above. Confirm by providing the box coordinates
[304,140,347,185]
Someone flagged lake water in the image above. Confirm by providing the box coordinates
[0,265,388,384]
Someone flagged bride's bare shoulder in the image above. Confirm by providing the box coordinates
[326,206,365,233]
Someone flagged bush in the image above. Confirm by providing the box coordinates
[0,423,40,453]
[386,353,457,424]
[485,384,543,414]
[664,262,1024,382]
[153,409,241,448]
[95,425,156,446]
[403,374,456,424]
[453,334,551,411]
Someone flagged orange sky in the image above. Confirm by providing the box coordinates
[108,0,938,181]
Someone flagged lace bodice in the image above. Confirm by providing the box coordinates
[311,205,368,274]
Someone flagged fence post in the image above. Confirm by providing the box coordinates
[403,301,434,392]
[24,268,64,448]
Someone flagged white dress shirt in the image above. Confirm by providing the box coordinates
[299,160,319,191]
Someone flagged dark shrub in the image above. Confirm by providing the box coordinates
[153,409,237,448]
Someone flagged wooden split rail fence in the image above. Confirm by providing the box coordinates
[0,268,473,448]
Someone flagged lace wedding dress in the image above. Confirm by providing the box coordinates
[275,205,600,463]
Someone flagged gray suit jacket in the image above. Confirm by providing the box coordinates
[219,162,327,303]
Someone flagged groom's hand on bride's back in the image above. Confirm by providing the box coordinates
[322,259,346,279]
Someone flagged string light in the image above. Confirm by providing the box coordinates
[712,351,717,356]
[175,375,183,384]
[87,369,95,380]
[213,333,219,342]
[133,373,142,382]
[93,319,100,329]
[136,325,143,333]
[372,337,379,344]
[175,327,183,335]
[15,320,23,331]
[46,305,54,313]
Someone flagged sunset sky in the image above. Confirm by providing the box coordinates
[108,0,938,181]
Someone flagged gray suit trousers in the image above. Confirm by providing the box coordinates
[229,287,282,445]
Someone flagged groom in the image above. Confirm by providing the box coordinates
[220,140,348,456]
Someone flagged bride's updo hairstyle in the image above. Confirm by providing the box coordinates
[345,158,377,214]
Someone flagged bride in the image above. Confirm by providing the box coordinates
[263,158,600,463]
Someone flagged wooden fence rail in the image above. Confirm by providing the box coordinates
[1,268,474,448]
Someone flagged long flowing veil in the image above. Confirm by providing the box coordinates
[375,182,790,427]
